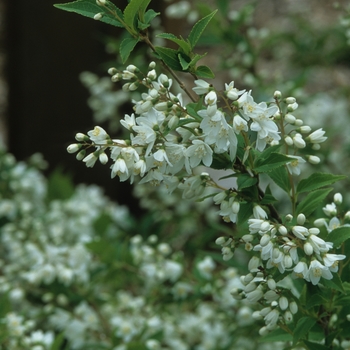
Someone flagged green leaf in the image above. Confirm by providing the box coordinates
[321,273,345,293]
[237,174,257,190]
[195,65,215,78]
[296,188,333,216]
[305,293,328,309]
[237,201,253,224]
[260,185,277,205]
[254,153,291,173]
[296,173,346,194]
[303,341,329,350]
[50,333,65,350]
[124,0,151,32]
[254,144,281,162]
[47,168,74,200]
[268,166,291,193]
[260,328,293,343]
[327,226,350,248]
[178,53,191,70]
[157,33,192,54]
[293,317,317,343]
[188,10,218,49]
[120,36,139,63]
[141,9,159,27]
[154,47,183,71]
[54,0,124,27]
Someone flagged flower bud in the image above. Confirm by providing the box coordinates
[294,119,303,126]
[215,237,226,246]
[99,152,108,165]
[334,193,343,205]
[284,310,293,323]
[96,0,106,4]
[299,125,312,133]
[75,133,88,141]
[293,133,306,148]
[274,90,282,99]
[279,296,289,310]
[314,218,326,227]
[285,114,296,124]
[284,136,293,146]
[285,97,296,104]
[308,155,320,164]
[267,278,276,290]
[76,149,86,160]
[107,67,117,75]
[94,12,103,20]
[297,213,306,225]
[278,225,288,235]
[67,143,81,154]
[289,301,298,314]
[304,242,314,255]
[241,234,253,243]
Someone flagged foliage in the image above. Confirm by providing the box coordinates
[2,0,350,349]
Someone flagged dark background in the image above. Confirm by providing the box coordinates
[6,0,142,208]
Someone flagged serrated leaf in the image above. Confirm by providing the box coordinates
[188,10,218,49]
[321,273,345,293]
[260,328,293,343]
[124,0,151,32]
[296,188,332,216]
[253,144,282,162]
[143,9,159,26]
[154,47,183,71]
[254,153,291,173]
[54,0,124,27]
[293,317,317,343]
[195,65,215,78]
[237,174,257,190]
[120,36,139,63]
[327,226,350,248]
[157,33,192,54]
[268,166,291,193]
[296,173,346,194]
[178,53,191,70]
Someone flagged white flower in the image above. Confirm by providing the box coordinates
[82,152,98,168]
[111,158,129,180]
[307,128,327,143]
[233,115,248,133]
[286,155,306,176]
[323,203,337,216]
[192,79,211,95]
[292,225,308,240]
[322,253,346,272]
[253,205,268,219]
[293,133,306,148]
[120,113,136,130]
[184,140,213,172]
[87,126,109,144]
[308,259,332,285]
[225,81,245,100]
[293,261,309,280]
[197,256,216,279]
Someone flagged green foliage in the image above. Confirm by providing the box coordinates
[296,173,346,194]
[296,188,333,216]
[54,0,124,27]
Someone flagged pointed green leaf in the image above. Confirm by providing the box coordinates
[237,174,257,190]
[268,166,291,193]
[293,317,317,343]
[157,33,192,54]
[124,0,151,31]
[49,332,66,350]
[296,173,346,194]
[254,144,281,162]
[154,47,183,71]
[260,185,277,205]
[303,341,329,350]
[188,10,218,49]
[321,273,345,293]
[120,36,139,63]
[178,53,191,70]
[195,65,215,78]
[54,0,124,27]
[254,153,291,173]
[260,328,293,343]
[296,188,333,216]
[327,226,350,248]
[143,9,159,25]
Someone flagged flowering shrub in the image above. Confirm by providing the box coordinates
[2,0,350,349]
